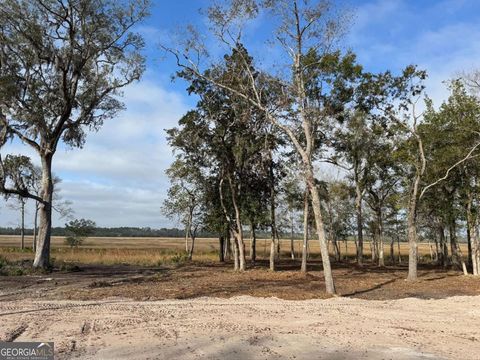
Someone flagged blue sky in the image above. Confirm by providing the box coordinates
[1,0,480,228]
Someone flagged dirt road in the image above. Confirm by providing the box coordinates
[1,296,479,359]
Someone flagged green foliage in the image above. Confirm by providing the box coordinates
[64,219,96,248]
[0,155,36,200]
[170,253,190,264]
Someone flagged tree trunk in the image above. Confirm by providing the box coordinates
[33,155,53,269]
[370,234,376,263]
[449,220,461,269]
[188,226,196,261]
[377,208,385,267]
[220,175,245,270]
[449,220,468,274]
[306,168,336,294]
[20,198,25,250]
[467,224,473,270]
[250,222,256,264]
[232,225,245,271]
[406,129,426,281]
[332,237,340,262]
[473,221,480,276]
[290,212,295,260]
[219,236,225,262]
[270,225,276,271]
[326,197,340,262]
[407,196,418,281]
[184,220,190,253]
[276,233,281,261]
[438,222,448,268]
[188,236,195,260]
[355,183,364,266]
[301,189,309,273]
[269,160,277,271]
[232,229,239,271]
[433,229,440,264]
[406,166,422,281]
[225,230,231,260]
[390,237,395,264]
[467,194,479,275]
[33,204,39,252]
[397,234,402,264]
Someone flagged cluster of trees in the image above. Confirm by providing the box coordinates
[0,0,149,267]
[162,0,480,294]
[0,155,73,250]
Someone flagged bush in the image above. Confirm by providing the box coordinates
[170,253,190,264]
[64,218,96,248]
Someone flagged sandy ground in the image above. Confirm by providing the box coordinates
[1,296,479,360]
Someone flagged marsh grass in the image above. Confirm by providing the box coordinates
[0,236,469,267]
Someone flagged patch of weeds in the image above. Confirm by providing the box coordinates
[0,247,34,254]
[88,280,112,288]
[0,259,33,276]
[57,262,82,273]
[170,253,190,264]
[10,268,25,276]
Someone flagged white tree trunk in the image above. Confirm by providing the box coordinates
[301,189,309,273]
[33,155,53,269]
[305,168,336,294]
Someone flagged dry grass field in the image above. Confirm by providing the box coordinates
[1,234,477,302]
[0,235,463,266]
[0,234,477,302]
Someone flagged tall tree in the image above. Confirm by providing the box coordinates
[0,0,148,268]
[332,112,375,265]
[162,159,205,260]
[0,154,36,249]
[167,49,273,271]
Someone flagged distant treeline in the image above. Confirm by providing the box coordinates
[0,226,213,238]
[0,226,301,239]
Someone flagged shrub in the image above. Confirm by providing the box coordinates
[64,218,96,248]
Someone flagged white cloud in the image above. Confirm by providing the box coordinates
[349,0,480,106]
[0,77,191,228]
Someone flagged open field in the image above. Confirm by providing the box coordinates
[0,235,466,266]
[1,235,476,301]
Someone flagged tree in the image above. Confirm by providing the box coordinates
[65,218,96,248]
[7,196,27,249]
[332,112,375,265]
[364,134,401,267]
[0,154,36,249]
[162,159,205,260]
[0,0,148,268]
